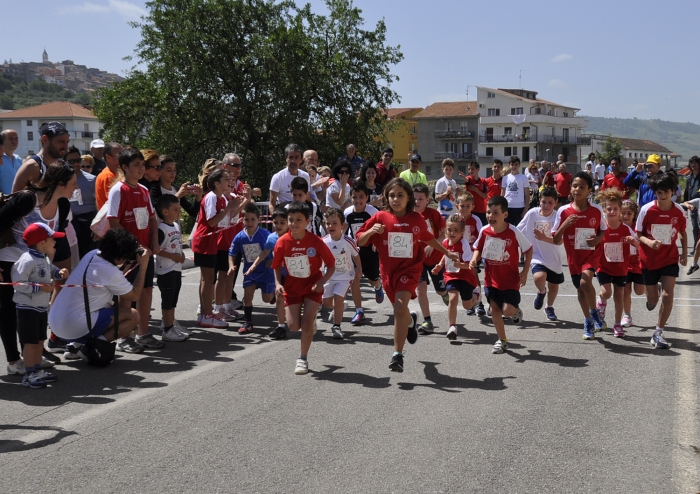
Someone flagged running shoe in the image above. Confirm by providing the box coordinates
[238,321,254,335]
[492,339,508,354]
[511,308,523,325]
[533,291,545,311]
[35,369,58,382]
[116,337,145,353]
[162,326,187,342]
[651,330,670,349]
[294,358,309,375]
[596,297,607,320]
[375,286,385,304]
[351,310,366,325]
[613,324,625,338]
[175,325,192,338]
[22,372,47,389]
[582,319,595,340]
[687,264,699,275]
[42,349,60,364]
[7,359,25,375]
[476,301,486,317]
[407,312,418,344]
[620,314,632,328]
[46,338,66,354]
[135,333,165,349]
[198,314,228,329]
[40,356,56,369]
[487,306,492,317]
[389,353,404,373]
[230,299,243,310]
[544,306,557,321]
[63,343,82,360]
[268,325,288,340]
[442,293,450,306]
[331,324,344,340]
[466,307,476,316]
[591,309,607,332]
[418,320,434,335]
[446,326,457,341]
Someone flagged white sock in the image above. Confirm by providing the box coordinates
[214,304,223,311]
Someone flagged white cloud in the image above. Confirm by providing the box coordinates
[61,0,146,19]
[551,53,572,63]
[548,79,567,89]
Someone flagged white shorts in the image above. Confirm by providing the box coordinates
[323,280,351,299]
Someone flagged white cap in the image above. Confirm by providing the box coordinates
[90,139,105,149]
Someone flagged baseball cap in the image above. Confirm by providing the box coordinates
[39,121,69,139]
[90,139,105,149]
[646,154,661,165]
[23,222,65,246]
[410,153,422,162]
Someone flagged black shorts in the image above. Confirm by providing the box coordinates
[531,264,565,284]
[17,309,48,344]
[359,246,380,282]
[642,264,679,286]
[484,287,520,309]
[157,270,182,310]
[126,255,155,289]
[626,271,644,285]
[420,264,446,292]
[445,279,476,301]
[506,207,524,226]
[597,271,627,287]
[473,212,487,227]
[571,268,595,289]
[558,197,570,205]
[216,250,230,272]
[54,235,71,263]
[194,252,217,269]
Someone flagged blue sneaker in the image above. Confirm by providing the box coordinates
[591,309,607,332]
[375,286,384,304]
[533,291,545,310]
[544,306,557,321]
[351,310,366,325]
[582,319,595,340]
[476,302,486,316]
[650,330,670,349]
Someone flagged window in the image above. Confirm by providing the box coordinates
[27,150,34,155]
[534,108,541,115]
[504,147,512,156]
[460,120,469,132]
[504,127,512,135]
[487,108,500,116]
[425,165,432,176]
[84,123,90,132]
[563,112,569,117]
[487,92,495,98]
[27,131,33,141]
[486,147,493,157]
[510,108,523,115]
[446,121,452,131]
[450,143,458,153]
[26,120,32,126]
[629,153,632,158]
[513,146,517,155]
[411,143,415,151]
[411,125,416,134]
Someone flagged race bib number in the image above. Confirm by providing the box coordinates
[350,223,362,238]
[70,188,83,205]
[134,207,149,230]
[534,221,551,237]
[243,243,262,264]
[630,245,637,256]
[388,232,413,258]
[445,257,460,273]
[575,228,596,250]
[651,224,672,245]
[483,237,506,261]
[604,242,624,263]
[218,212,230,229]
[285,255,310,278]
[334,252,350,273]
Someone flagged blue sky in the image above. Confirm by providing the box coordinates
[4,0,699,123]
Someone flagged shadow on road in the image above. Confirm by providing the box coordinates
[507,349,589,367]
[310,365,391,388]
[397,361,515,393]
[594,333,682,357]
[0,424,78,453]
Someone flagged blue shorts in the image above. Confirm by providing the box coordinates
[244,272,276,294]
[65,307,115,343]
[531,264,565,285]
[484,287,520,310]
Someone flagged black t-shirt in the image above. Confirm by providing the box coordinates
[344,204,379,247]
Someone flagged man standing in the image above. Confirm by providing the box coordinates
[399,153,428,186]
[89,139,107,176]
[95,142,123,209]
[11,122,70,192]
[624,154,664,207]
[375,147,396,188]
[338,143,364,180]
[594,157,606,187]
[0,129,22,194]
[269,143,312,213]
[303,149,319,170]
[684,156,700,249]
[554,163,572,206]
[599,156,629,198]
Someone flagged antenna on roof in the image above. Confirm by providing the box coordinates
[519,69,526,89]
[465,85,473,110]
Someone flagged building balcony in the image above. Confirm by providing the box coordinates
[539,135,590,145]
[434,129,474,139]
[434,151,476,161]
[479,114,588,127]
[478,133,536,143]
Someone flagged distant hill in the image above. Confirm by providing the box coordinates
[0,75,91,111]
[583,116,700,161]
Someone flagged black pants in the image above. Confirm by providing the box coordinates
[0,260,21,362]
[72,211,98,259]
[691,210,699,250]
[230,251,242,299]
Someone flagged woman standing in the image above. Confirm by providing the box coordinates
[149,155,203,218]
[357,162,384,208]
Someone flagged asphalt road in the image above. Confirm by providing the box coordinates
[1,246,699,493]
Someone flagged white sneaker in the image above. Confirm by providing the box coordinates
[196,304,201,316]
[162,326,187,342]
[41,356,56,368]
[230,300,243,310]
[294,358,309,375]
[175,325,191,337]
[200,314,228,329]
[7,358,25,375]
[217,307,242,322]
[621,314,632,328]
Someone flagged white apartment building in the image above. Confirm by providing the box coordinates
[0,101,101,157]
[476,87,588,165]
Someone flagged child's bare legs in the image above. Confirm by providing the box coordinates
[599,282,612,310]
[23,342,42,370]
[533,271,547,294]
[448,291,477,326]
[577,270,597,318]
[393,291,412,353]
[612,284,624,324]
[137,287,152,336]
[332,294,344,325]
[162,308,175,328]
[351,278,364,310]
[199,267,215,316]
[215,270,234,307]
[546,282,559,307]
[417,280,431,321]
[276,296,286,326]
[489,300,508,341]
[623,282,645,315]
[657,276,676,330]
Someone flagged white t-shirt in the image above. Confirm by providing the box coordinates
[323,234,359,282]
[594,163,606,180]
[526,171,540,186]
[269,167,311,204]
[516,207,563,273]
[48,251,133,340]
[435,177,458,214]
[325,180,352,209]
[501,173,530,208]
[156,221,183,275]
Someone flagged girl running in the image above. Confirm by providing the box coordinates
[620,200,645,328]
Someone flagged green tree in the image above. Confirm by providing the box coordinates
[93,0,403,187]
[596,134,623,163]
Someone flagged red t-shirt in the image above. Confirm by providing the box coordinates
[375,161,396,188]
[555,172,572,199]
[418,207,445,265]
[485,176,503,200]
[627,229,642,274]
[106,181,155,247]
[271,230,335,296]
[542,171,555,187]
[635,201,686,271]
[217,180,246,251]
[463,214,483,244]
[600,172,630,199]
[597,222,635,277]
[473,224,532,291]
[191,191,227,255]
[441,237,478,286]
[552,202,606,274]
[464,176,487,213]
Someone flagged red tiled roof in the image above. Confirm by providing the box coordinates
[615,137,671,153]
[0,101,97,119]
[413,101,478,119]
[383,108,422,119]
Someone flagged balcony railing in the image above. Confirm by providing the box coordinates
[539,135,590,145]
[479,133,536,143]
[69,131,96,139]
[434,129,474,139]
[434,151,476,161]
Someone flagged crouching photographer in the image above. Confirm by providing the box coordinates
[48,229,151,365]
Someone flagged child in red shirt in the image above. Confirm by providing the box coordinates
[272,202,335,375]
[620,200,645,328]
[357,178,458,373]
[412,183,447,334]
[594,188,639,337]
[455,192,485,316]
[485,160,504,200]
[553,172,607,339]
[470,196,532,354]
[431,215,480,340]
[636,173,687,349]
[459,161,488,226]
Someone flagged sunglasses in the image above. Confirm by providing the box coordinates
[339,170,351,175]
[67,158,82,165]
[145,165,162,171]
[81,165,93,169]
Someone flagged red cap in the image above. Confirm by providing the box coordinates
[22,222,65,246]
